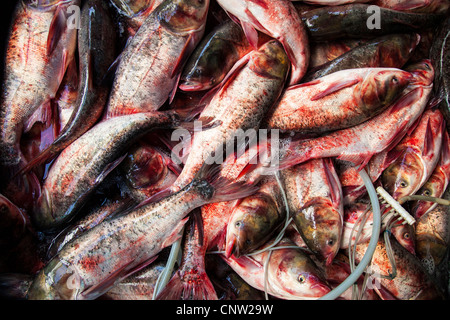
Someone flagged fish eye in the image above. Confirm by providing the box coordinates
[422,189,432,196]
[424,63,431,70]
[326,239,334,246]
[403,232,410,240]
[391,76,398,84]
[298,274,306,284]
[235,221,242,228]
[398,180,408,188]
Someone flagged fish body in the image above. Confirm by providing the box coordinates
[262,67,412,133]
[272,60,434,173]
[340,202,374,250]
[100,261,166,300]
[222,238,331,300]
[172,39,289,190]
[0,0,79,168]
[32,110,181,231]
[299,4,445,41]
[381,108,445,202]
[19,0,118,174]
[415,204,450,270]
[373,0,450,14]
[430,16,450,130]
[106,0,210,118]
[27,161,258,300]
[411,130,450,219]
[216,0,309,85]
[303,33,420,82]
[280,158,343,265]
[355,235,444,300]
[156,210,219,300]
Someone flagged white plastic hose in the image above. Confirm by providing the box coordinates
[318,168,381,300]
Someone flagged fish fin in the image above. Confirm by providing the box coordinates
[422,117,435,159]
[241,21,259,49]
[390,0,428,11]
[161,217,190,249]
[225,232,237,258]
[23,101,53,133]
[247,0,269,9]
[389,86,423,116]
[156,267,218,300]
[169,72,182,105]
[440,130,450,167]
[101,52,122,87]
[243,7,271,36]
[224,254,263,270]
[323,158,342,206]
[94,154,128,185]
[337,152,373,171]
[81,256,158,300]
[194,152,260,203]
[311,78,361,101]
[373,285,399,301]
[171,33,196,79]
[198,51,252,108]
[287,80,321,90]
[382,148,404,170]
[47,5,67,56]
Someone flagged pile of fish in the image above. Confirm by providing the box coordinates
[0,0,450,300]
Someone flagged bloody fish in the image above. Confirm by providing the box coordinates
[411,130,450,219]
[303,33,420,82]
[0,0,79,168]
[105,0,210,118]
[280,158,344,265]
[222,238,331,300]
[216,0,310,85]
[32,110,183,231]
[262,67,412,133]
[17,0,119,176]
[171,39,289,191]
[27,158,258,300]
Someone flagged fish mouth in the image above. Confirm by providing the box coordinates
[225,234,238,258]
[310,282,332,297]
[179,81,207,91]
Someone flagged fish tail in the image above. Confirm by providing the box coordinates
[195,156,260,204]
[0,273,33,300]
[156,269,218,300]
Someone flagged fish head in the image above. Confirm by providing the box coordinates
[122,144,168,189]
[269,248,331,299]
[360,69,412,111]
[381,149,424,201]
[180,39,238,91]
[225,193,281,258]
[411,171,445,219]
[416,232,447,267]
[404,59,434,86]
[157,0,210,34]
[110,0,153,17]
[295,199,342,265]
[391,223,416,255]
[27,258,85,300]
[249,40,290,81]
